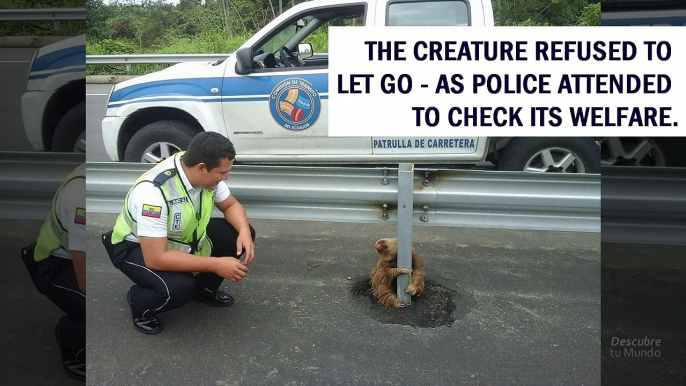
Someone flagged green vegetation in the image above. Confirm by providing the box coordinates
[86,0,600,75]
[0,0,86,36]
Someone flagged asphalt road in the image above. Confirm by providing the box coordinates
[0,220,82,386]
[0,48,38,152]
[86,84,113,162]
[601,243,686,385]
[88,213,600,385]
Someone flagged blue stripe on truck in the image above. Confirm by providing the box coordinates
[31,45,85,72]
[108,95,329,108]
[108,73,329,106]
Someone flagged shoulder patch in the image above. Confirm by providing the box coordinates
[142,204,163,218]
[74,208,86,225]
[152,168,177,186]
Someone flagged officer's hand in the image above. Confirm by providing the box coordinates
[215,258,249,282]
[236,231,255,265]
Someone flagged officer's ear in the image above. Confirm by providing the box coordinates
[197,162,207,175]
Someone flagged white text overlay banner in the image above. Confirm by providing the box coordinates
[328,26,685,137]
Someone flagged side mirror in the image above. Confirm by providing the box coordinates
[298,43,313,59]
[296,18,308,29]
[295,19,307,32]
[235,47,253,75]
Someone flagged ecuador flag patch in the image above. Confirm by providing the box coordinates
[74,208,86,225]
[142,204,162,218]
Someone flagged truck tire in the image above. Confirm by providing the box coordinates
[601,137,686,167]
[124,121,198,163]
[51,102,86,152]
[496,137,600,174]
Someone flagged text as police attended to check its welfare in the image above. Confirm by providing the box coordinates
[334,38,677,131]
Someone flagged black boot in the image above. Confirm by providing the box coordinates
[127,289,163,335]
[55,321,85,381]
[194,287,234,307]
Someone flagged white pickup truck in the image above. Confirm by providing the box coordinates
[22,34,86,152]
[102,0,600,173]
[600,1,686,167]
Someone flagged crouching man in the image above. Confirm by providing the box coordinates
[102,132,255,335]
[23,163,86,381]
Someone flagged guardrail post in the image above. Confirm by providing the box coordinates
[397,163,414,306]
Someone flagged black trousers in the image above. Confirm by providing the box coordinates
[106,219,255,318]
[33,256,86,359]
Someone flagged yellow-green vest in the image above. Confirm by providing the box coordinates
[34,163,86,262]
[111,153,215,256]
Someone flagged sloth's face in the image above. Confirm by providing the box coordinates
[375,238,398,262]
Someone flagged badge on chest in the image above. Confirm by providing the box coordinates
[172,212,182,231]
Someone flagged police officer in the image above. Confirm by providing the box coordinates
[23,163,86,381]
[103,132,255,335]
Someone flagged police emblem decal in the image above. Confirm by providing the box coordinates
[269,78,321,131]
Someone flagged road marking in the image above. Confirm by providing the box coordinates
[87,94,109,96]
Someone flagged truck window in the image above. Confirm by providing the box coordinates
[259,23,299,54]
[302,12,364,54]
[387,0,470,26]
[253,5,366,69]
[602,0,686,25]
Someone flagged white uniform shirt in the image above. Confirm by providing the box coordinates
[51,176,86,258]
[124,156,231,242]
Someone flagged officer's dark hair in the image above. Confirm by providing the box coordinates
[182,132,236,170]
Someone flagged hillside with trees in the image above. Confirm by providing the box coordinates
[86,0,600,74]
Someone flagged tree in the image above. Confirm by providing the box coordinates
[494,0,598,26]
[578,3,601,26]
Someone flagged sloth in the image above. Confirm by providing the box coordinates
[371,238,425,308]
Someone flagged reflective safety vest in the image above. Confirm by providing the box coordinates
[111,153,215,256]
[34,163,86,262]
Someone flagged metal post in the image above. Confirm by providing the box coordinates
[397,163,414,306]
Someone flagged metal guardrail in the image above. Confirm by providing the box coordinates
[86,54,228,65]
[0,8,85,21]
[85,53,331,66]
[87,163,601,233]
[0,152,85,221]
[85,53,331,73]
[602,166,686,246]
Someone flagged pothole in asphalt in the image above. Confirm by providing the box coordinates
[350,276,475,328]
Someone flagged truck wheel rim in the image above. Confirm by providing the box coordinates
[523,147,586,173]
[140,142,182,163]
[74,132,86,153]
[600,137,667,166]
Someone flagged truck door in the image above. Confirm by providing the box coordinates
[365,0,487,162]
[223,3,372,162]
